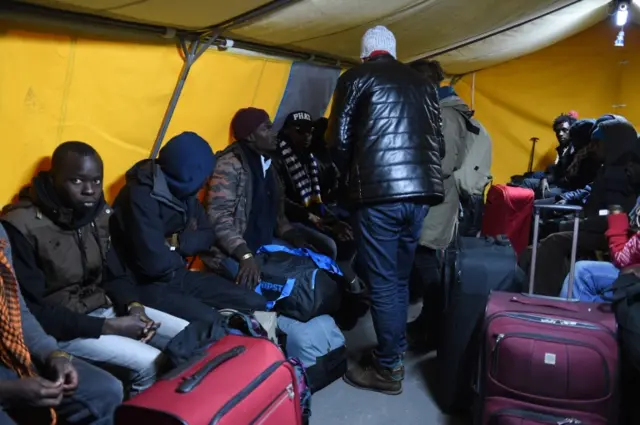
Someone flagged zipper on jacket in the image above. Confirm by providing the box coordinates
[490,408,583,424]
[490,332,610,396]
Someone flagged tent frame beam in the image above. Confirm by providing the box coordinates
[1,1,352,66]
[147,0,308,158]
[149,35,218,158]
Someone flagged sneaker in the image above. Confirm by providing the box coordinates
[406,319,438,353]
[343,361,403,395]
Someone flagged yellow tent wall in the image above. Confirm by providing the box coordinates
[4,19,640,207]
[454,21,640,186]
[0,23,290,205]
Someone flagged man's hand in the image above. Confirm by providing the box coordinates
[103,315,150,340]
[47,355,78,395]
[237,255,261,289]
[308,213,322,228]
[331,221,354,242]
[622,265,640,278]
[540,179,550,197]
[1,377,64,407]
[556,199,568,206]
[128,304,160,343]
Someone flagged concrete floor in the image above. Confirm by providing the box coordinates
[310,305,470,425]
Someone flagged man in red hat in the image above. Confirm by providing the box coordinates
[203,108,314,289]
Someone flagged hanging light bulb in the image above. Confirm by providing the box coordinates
[616,2,629,26]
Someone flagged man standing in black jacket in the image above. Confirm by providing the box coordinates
[327,25,444,395]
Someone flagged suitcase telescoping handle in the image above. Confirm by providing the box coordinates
[528,204,583,301]
[176,345,246,393]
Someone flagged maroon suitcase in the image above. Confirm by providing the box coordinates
[478,204,619,424]
[481,185,534,256]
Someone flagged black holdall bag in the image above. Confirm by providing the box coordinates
[253,245,345,322]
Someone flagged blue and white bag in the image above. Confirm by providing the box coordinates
[277,314,347,393]
[254,245,345,322]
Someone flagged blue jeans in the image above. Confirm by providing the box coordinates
[354,203,428,370]
[559,260,620,302]
[0,358,123,425]
[58,307,188,396]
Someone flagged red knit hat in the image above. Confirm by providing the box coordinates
[231,107,270,141]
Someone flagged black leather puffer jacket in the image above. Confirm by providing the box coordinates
[326,54,444,206]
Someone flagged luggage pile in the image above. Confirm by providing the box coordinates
[477,205,619,424]
[428,204,624,424]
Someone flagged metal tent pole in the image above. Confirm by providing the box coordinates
[148,0,304,158]
[148,35,217,158]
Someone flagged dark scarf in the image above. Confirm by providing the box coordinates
[277,135,323,207]
[237,142,278,253]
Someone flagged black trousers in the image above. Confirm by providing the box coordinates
[138,270,268,323]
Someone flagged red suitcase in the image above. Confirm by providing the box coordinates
[115,335,305,425]
[478,205,619,424]
[481,184,534,255]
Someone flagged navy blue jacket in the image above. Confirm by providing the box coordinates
[107,160,215,289]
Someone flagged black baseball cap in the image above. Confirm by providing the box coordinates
[283,111,313,133]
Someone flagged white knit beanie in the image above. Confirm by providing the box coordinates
[360,25,397,60]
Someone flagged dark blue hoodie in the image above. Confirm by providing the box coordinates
[107,132,217,286]
[157,131,215,199]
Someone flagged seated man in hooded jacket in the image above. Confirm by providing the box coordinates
[519,115,640,296]
[203,108,317,290]
[1,141,188,396]
[107,132,268,323]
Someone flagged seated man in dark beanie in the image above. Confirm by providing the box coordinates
[108,131,268,322]
[203,108,318,289]
[273,111,355,262]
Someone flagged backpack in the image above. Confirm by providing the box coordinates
[254,245,345,322]
[452,112,493,197]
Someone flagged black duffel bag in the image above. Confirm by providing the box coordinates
[253,245,345,322]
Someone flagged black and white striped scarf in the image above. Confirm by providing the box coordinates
[278,137,323,207]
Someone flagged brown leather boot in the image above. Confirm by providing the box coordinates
[343,357,403,395]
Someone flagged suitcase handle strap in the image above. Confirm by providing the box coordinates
[511,295,580,311]
[176,345,246,393]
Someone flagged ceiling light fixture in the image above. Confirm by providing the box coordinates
[617,2,630,26]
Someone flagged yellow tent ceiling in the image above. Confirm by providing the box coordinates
[10,0,640,73]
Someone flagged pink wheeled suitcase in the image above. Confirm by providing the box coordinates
[478,204,619,424]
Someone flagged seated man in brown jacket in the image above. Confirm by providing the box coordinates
[1,141,188,396]
[203,107,315,289]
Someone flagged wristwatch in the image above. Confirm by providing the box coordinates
[48,350,73,362]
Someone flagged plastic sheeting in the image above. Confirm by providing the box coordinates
[0,23,290,205]
[454,21,640,185]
